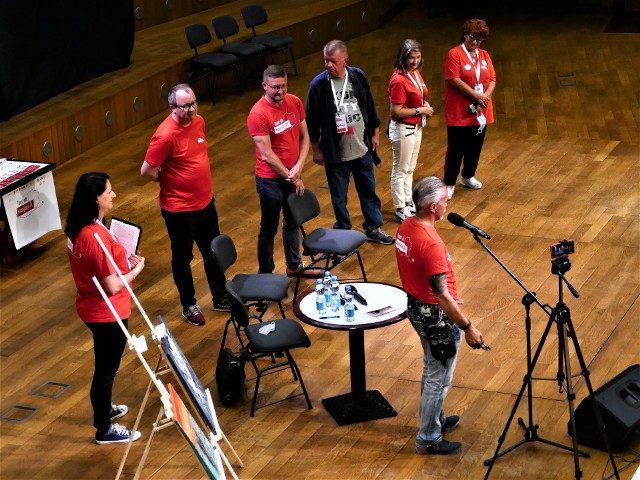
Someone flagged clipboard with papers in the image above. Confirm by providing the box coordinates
[109,216,142,259]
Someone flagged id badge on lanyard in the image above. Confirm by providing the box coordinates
[335,113,348,133]
[331,75,350,134]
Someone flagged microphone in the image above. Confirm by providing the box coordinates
[347,285,368,305]
[447,213,491,239]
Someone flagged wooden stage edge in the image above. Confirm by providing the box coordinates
[0,0,402,168]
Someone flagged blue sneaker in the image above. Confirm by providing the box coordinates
[442,415,460,432]
[96,423,141,445]
[110,404,128,420]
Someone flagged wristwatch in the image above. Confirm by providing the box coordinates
[415,107,421,116]
[460,320,472,330]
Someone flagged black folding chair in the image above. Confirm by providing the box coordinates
[211,15,266,84]
[287,189,367,302]
[224,281,312,416]
[184,23,243,104]
[241,4,298,75]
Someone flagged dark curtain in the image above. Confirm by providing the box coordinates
[0,0,134,121]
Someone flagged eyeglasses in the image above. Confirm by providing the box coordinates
[468,34,484,43]
[172,101,197,111]
[265,83,287,91]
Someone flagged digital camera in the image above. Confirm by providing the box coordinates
[550,239,574,259]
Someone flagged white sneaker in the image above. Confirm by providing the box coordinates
[395,206,414,223]
[461,177,482,189]
[447,186,455,200]
[406,203,416,215]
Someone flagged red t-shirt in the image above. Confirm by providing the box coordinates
[247,94,305,179]
[68,222,132,323]
[444,45,496,126]
[144,114,213,212]
[388,70,428,126]
[395,218,458,304]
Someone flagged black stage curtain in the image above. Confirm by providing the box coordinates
[0,0,134,122]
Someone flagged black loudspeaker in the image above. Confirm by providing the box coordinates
[570,364,640,452]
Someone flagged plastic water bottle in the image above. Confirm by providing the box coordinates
[344,285,355,322]
[315,279,326,315]
[330,275,340,312]
[323,271,332,304]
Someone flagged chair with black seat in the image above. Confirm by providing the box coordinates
[224,281,312,416]
[286,189,367,303]
[211,234,290,350]
[211,15,266,84]
[184,23,243,105]
[240,4,298,76]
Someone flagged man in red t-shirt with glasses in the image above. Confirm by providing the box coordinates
[247,65,321,278]
[141,83,228,326]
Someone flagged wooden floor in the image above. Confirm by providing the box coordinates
[1,1,639,479]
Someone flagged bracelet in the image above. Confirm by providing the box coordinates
[460,320,472,330]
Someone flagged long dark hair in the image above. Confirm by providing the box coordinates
[64,172,110,238]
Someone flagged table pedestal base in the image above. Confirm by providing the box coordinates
[322,390,397,426]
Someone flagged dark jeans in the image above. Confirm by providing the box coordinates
[324,152,383,232]
[161,197,226,308]
[256,176,301,273]
[85,319,128,434]
[444,125,487,186]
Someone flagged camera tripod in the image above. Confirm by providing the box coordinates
[471,237,620,480]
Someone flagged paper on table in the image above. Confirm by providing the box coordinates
[110,217,141,262]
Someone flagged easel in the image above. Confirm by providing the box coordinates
[92,233,242,479]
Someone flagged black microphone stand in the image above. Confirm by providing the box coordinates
[468,235,620,480]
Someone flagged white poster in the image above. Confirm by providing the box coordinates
[2,171,61,249]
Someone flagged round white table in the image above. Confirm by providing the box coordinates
[293,282,407,425]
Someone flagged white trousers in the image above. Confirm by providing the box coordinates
[389,120,423,209]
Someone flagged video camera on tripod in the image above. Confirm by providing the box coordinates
[550,239,574,275]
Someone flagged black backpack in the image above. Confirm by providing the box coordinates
[215,348,245,407]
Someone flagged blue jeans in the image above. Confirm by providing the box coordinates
[161,197,227,308]
[256,176,301,273]
[324,152,383,232]
[407,304,462,448]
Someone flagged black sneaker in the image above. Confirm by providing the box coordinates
[183,305,206,326]
[96,423,142,445]
[366,227,394,245]
[213,297,231,312]
[110,404,128,421]
[416,439,462,455]
[442,415,460,432]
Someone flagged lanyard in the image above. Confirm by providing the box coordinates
[94,219,118,243]
[461,44,481,84]
[330,73,349,111]
[406,71,424,105]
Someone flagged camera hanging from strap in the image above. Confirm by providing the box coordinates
[426,320,457,364]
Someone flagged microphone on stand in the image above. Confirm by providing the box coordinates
[447,212,491,239]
